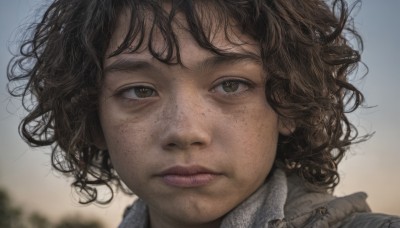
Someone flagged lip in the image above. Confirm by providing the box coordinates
[157,165,222,188]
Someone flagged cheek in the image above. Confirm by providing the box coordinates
[218,105,279,177]
[101,121,154,185]
[222,103,279,150]
[236,124,278,174]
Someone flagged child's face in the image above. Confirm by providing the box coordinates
[98,11,289,228]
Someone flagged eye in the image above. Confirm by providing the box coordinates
[119,86,157,100]
[212,79,252,95]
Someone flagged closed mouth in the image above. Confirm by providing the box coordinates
[157,165,222,187]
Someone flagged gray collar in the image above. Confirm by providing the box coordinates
[119,169,288,228]
[221,169,287,228]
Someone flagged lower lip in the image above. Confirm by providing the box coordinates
[161,173,219,188]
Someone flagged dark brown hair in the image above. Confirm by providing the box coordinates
[8,0,367,204]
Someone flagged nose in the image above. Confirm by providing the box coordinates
[160,93,212,151]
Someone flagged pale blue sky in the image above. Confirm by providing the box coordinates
[1,0,399,226]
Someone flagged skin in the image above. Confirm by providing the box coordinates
[98,11,291,228]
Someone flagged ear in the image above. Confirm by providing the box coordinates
[278,117,296,136]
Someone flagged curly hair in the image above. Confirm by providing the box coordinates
[8,0,367,204]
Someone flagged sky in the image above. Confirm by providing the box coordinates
[1,0,399,227]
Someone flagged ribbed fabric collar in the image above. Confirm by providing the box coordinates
[119,169,288,228]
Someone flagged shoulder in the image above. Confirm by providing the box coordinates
[339,213,400,228]
[282,175,400,228]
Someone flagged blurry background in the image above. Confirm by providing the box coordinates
[1,0,399,227]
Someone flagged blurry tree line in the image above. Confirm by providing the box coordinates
[0,188,104,228]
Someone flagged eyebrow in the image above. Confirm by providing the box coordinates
[104,58,154,73]
[103,52,261,74]
[196,53,261,71]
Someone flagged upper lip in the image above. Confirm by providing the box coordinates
[158,165,220,176]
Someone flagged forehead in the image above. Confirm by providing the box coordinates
[105,3,260,64]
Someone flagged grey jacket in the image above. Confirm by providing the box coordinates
[119,170,400,227]
[280,175,400,227]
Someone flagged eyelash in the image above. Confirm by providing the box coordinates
[116,85,158,101]
[115,78,254,102]
[211,79,254,96]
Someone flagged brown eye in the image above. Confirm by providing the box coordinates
[221,81,240,93]
[213,79,251,95]
[121,86,157,99]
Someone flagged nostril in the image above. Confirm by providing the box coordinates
[192,141,203,147]
[167,143,177,148]
[163,141,205,151]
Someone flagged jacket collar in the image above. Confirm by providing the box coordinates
[119,169,288,228]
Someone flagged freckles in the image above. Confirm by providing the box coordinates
[225,105,249,127]
[113,122,147,156]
